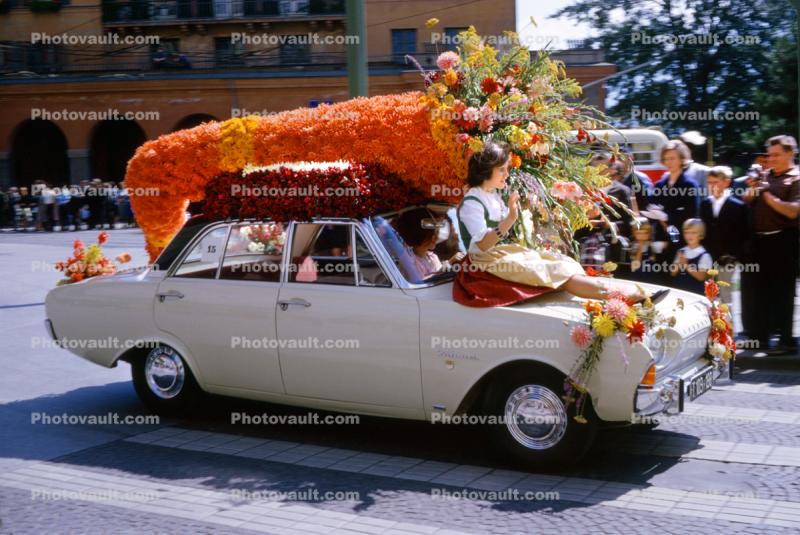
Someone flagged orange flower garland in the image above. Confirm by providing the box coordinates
[124,92,466,262]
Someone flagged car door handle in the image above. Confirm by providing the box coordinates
[278,298,311,311]
[157,290,184,302]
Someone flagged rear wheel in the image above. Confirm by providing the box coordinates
[483,368,598,470]
[131,345,202,416]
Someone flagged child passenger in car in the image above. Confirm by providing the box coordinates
[393,208,465,282]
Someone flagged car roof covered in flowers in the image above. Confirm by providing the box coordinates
[123,27,623,263]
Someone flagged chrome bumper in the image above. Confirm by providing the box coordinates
[634,357,731,417]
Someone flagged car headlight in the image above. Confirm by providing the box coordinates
[646,329,681,365]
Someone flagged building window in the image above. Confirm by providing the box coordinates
[215,37,245,67]
[151,39,191,69]
[443,27,467,51]
[152,0,178,20]
[391,29,416,64]
[0,42,61,73]
[280,37,310,65]
[244,0,279,16]
[279,0,308,15]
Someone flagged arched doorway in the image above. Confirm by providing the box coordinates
[89,120,147,182]
[172,113,218,132]
[10,120,69,188]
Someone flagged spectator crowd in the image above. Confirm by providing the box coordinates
[0,179,135,232]
[579,134,800,355]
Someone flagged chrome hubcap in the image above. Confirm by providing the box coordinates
[144,347,185,399]
[504,385,568,450]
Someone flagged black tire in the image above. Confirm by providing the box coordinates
[482,367,598,470]
[131,345,203,416]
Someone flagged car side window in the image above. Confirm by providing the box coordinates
[355,231,391,287]
[219,223,286,282]
[288,223,355,286]
[173,226,228,279]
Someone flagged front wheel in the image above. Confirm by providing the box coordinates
[483,369,598,470]
[131,345,202,416]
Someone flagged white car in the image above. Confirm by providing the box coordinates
[44,205,730,468]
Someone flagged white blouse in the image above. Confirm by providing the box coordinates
[459,187,509,254]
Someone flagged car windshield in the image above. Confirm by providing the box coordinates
[369,205,463,286]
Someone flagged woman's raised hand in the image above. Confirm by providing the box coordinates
[508,191,521,220]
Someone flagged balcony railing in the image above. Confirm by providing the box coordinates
[0,43,444,78]
[102,0,344,23]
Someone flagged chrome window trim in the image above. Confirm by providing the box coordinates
[353,226,393,288]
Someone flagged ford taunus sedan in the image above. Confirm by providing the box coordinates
[44,205,730,467]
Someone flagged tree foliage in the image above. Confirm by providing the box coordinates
[554,0,797,166]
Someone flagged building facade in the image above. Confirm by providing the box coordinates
[0,0,612,188]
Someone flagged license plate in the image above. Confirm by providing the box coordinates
[686,368,715,401]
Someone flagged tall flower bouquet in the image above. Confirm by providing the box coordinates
[419,26,631,255]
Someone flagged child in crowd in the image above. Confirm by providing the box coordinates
[670,218,713,294]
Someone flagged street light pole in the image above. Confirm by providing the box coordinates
[346,0,368,98]
[792,1,800,142]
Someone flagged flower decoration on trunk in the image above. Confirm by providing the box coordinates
[54,232,131,285]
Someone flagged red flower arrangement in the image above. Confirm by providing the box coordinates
[202,162,428,223]
[54,232,131,285]
[480,76,502,94]
[704,273,735,361]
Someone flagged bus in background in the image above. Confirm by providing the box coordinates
[587,128,668,184]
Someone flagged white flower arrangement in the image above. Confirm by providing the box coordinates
[242,161,351,176]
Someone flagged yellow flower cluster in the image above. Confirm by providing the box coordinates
[219,116,261,172]
[592,313,616,338]
[85,244,102,264]
[430,116,469,179]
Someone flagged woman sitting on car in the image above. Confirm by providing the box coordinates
[456,142,668,304]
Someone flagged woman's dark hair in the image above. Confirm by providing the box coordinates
[393,208,437,247]
[467,141,510,187]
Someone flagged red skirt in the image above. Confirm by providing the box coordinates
[452,258,554,308]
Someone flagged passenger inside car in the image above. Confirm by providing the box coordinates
[392,208,464,282]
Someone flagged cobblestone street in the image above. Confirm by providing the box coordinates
[2,229,800,535]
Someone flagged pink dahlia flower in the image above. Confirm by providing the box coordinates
[604,298,630,323]
[436,51,460,71]
[570,324,594,349]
